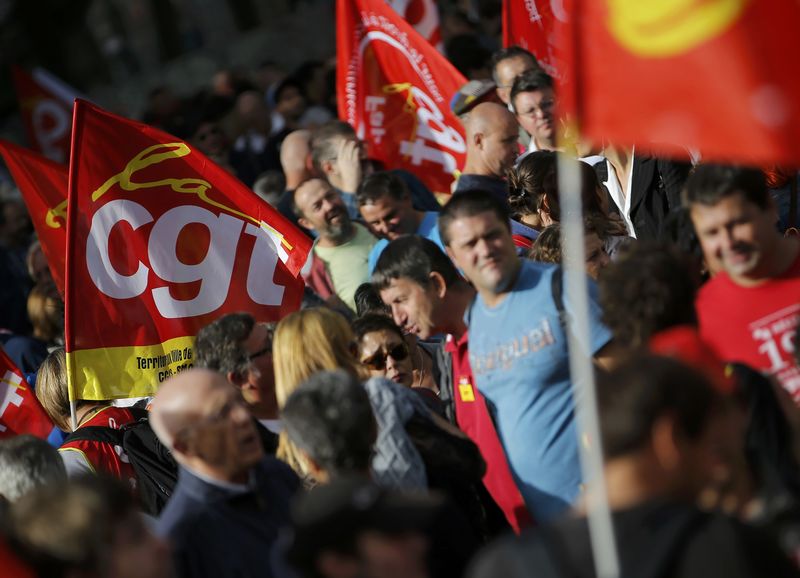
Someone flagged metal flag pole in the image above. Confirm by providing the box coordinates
[557,153,620,578]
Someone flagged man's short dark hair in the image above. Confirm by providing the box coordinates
[372,236,461,291]
[438,190,511,247]
[598,355,721,460]
[510,69,554,112]
[354,283,390,317]
[352,314,404,343]
[195,312,262,377]
[598,242,698,348]
[682,164,769,210]
[0,435,65,502]
[310,120,356,173]
[356,171,410,207]
[490,46,538,84]
[282,370,377,476]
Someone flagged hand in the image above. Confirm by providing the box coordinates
[336,138,363,193]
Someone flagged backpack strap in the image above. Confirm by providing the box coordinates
[63,425,124,446]
[551,266,570,332]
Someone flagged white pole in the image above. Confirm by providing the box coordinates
[557,153,620,578]
[70,399,78,431]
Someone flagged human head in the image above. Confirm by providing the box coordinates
[683,164,779,283]
[598,354,725,500]
[280,129,313,188]
[310,121,362,188]
[26,241,51,286]
[507,150,606,226]
[191,119,228,158]
[491,46,539,105]
[293,178,353,243]
[510,69,556,149]
[353,283,390,318]
[235,89,271,134]
[356,172,418,241]
[10,476,171,578]
[352,315,413,387]
[0,436,65,502]
[464,102,520,179]
[150,369,264,483]
[598,242,698,348]
[195,313,278,420]
[274,76,308,123]
[27,282,63,345]
[439,191,519,299]
[528,221,610,280]
[34,347,81,432]
[372,236,464,339]
[287,477,436,578]
[281,370,377,482]
[253,170,285,206]
[0,198,33,249]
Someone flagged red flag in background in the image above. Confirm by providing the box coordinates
[65,100,311,401]
[11,67,81,164]
[0,140,68,296]
[337,0,467,197]
[502,0,567,81]
[0,348,54,439]
[561,0,800,165]
[386,0,443,51]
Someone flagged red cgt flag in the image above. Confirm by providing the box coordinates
[11,67,81,164]
[502,0,567,81]
[65,100,311,401]
[0,140,68,296]
[337,0,467,196]
[561,0,800,165]
[387,0,443,51]
[0,347,54,439]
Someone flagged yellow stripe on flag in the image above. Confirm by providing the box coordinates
[66,336,196,401]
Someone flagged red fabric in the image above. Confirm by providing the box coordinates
[337,0,466,196]
[59,406,138,485]
[696,252,800,402]
[0,347,54,439]
[649,325,733,395]
[502,0,565,80]
[387,0,442,51]
[302,250,335,301]
[65,100,311,400]
[11,67,75,164]
[445,332,534,533]
[0,140,68,296]
[560,0,800,166]
[0,537,36,578]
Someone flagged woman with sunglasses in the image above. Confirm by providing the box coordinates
[353,314,414,387]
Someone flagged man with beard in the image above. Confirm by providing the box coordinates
[295,178,377,311]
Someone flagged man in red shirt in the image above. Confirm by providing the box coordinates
[372,235,532,533]
[686,164,800,401]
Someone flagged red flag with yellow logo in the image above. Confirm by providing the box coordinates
[65,100,311,401]
[11,67,80,164]
[502,0,567,81]
[0,140,68,296]
[337,0,467,196]
[561,0,800,164]
[0,347,54,439]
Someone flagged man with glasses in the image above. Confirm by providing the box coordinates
[490,46,539,107]
[195,313,281,450]
[510,69,558,153]
[151,368,299,578]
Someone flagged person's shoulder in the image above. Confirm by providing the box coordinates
[256,455,301,489]
[516,260,557,292]
[156,483,208,539]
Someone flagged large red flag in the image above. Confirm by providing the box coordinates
[387,0,443,51]
[0,140,68,296]
[0,347,54,439]
[337,0,467,196]
[561,0,800,165]
[65,100,311,401]
[11,67,80,164]
[502,0,567,81]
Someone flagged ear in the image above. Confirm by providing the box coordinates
[473,131,484,150]
[298,216,315,231]
[227,370,247,388]
[321,158,336,176]
[651,414,681,472]
[429,271,447,299]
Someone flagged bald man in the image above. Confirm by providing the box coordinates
[454,102,521,204]
[275,129,314,234]
[152,369,299,578]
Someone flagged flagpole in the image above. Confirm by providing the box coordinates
[557,153,620,578]
[70,400,78,431]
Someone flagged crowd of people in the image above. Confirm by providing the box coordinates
[2,16,800,578]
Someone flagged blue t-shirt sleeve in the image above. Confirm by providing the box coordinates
[368,239,389,275]
[564,276,613,356]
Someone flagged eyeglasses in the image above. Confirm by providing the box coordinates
[248,345,272,361]
[517,99,556,119]
[361,342,409,371]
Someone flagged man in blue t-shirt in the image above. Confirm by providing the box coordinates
[357,171,445,273]
[439,190,617,522]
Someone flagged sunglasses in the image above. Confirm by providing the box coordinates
[361,342,409,371]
